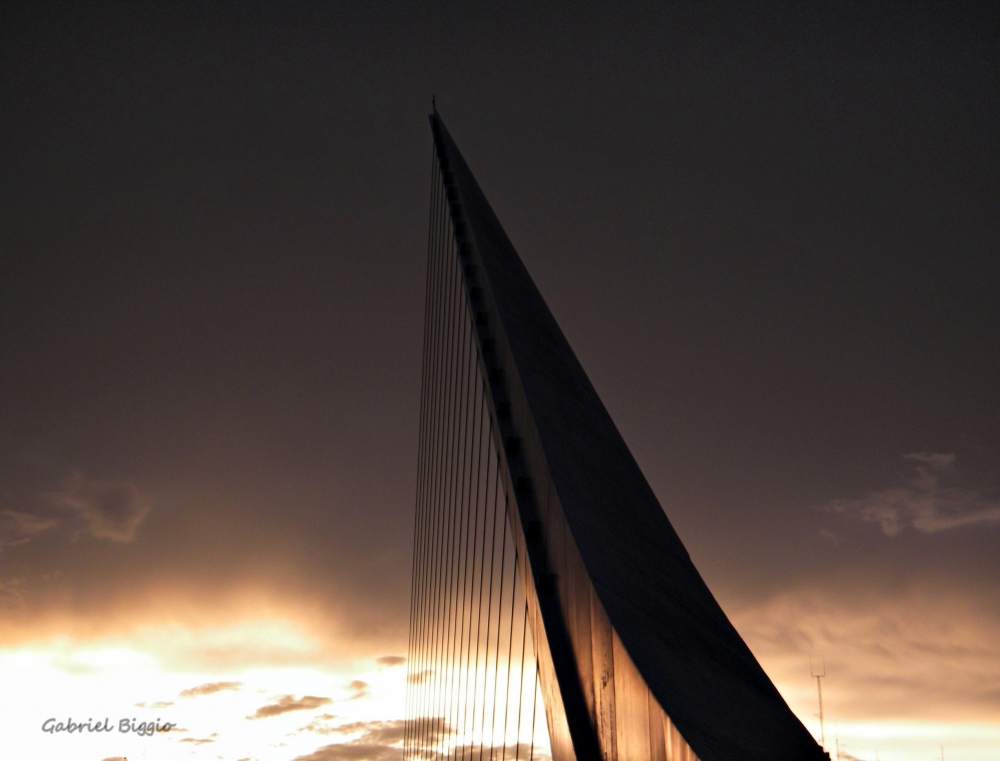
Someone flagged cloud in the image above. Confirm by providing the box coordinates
[0,509,58,551]
[294,741,539,761]
[180,737,215,745]
[823,453,1000,536]
[294,721,410,761]
[731,585,1000,722]
[294,739,550,761]
[44,472,150,542]
[249,694,332,719]
[470,743,542,761]
[376,655,406,667]
[357,721,406,745]
[299,714,339,734]
[303,718,451,743]
[819,529,841,546]
[347,679,369,699]
[293,742,404,761]
[407,669,432,684]
[179,681,243,697]
[327,720,408,745]
[135,700,174,708]
[0,578,27,609]
[404,717,453,747]
[142,618,331,672]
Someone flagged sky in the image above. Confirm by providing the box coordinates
[1,2,998,760]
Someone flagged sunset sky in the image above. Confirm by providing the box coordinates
[1,3,998,760]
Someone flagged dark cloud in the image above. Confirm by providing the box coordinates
[304,717,452,745]
[293,719,431,761]
[406,669,432,684]
[376,655,405,667]
[249,694,332,719]
[179,681,242,698]
[824,454,1000,536]
[357,721,406,746]
[406,669,432,685]
[407,717,453,747]
[325,720,408,745]
[43,472,150,542]
[293,742,404,761]
[346,680,369,699]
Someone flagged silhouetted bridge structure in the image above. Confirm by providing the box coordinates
[404,112,828,761]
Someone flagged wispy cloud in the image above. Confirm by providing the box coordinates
[731,585,1000,721]
[299,713,339,734]
[0,509,58,551]
[376,655,406,667]
[179,681,243,698]
[0,578,27,609]
[43,471,150,542]
[823,453,1000,536]
[249,694,332,719]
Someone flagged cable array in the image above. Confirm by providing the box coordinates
[404,146,550,761]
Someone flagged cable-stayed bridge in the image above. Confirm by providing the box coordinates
[404,112,828,761]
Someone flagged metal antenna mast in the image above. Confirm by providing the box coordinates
[811,656,827,751]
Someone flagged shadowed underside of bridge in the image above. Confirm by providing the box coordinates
[404,113,828,761]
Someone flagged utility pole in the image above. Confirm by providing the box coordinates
[811,657,826,751]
